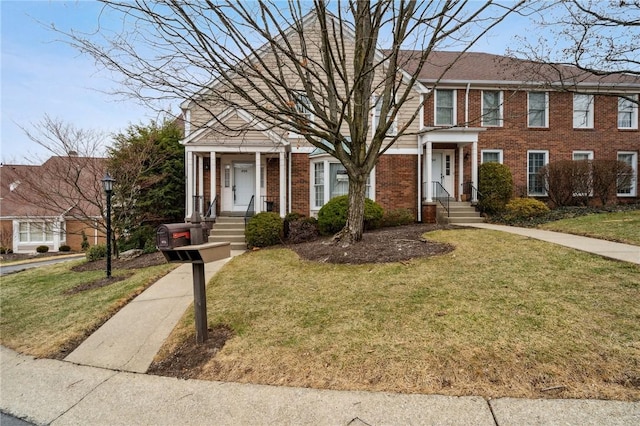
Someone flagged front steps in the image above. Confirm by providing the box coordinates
[208,216,247,250]
[436,200,484,224]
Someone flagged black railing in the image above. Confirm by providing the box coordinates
[433,182,450,216]
[462,181,483,203]
[244,195,255,227]
[205,195,218,219]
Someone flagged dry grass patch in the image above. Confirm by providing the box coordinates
[0,260,176,358]
[154,229,640,401]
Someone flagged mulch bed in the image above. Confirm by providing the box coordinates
[289,223,454,264]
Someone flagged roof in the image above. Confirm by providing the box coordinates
[399,50,640,88]
[0,156,106,219]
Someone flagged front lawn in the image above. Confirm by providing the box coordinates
[0,260,176,358]
[539,210,640,245]
[153,228,640,401]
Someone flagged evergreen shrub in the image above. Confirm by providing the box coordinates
[246,212,284,248]
[317,195,384,235]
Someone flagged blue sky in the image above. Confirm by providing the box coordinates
[1,1,537,164]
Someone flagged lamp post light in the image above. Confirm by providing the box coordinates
[101,173,115,278]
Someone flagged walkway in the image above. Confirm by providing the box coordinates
[459,223,640,265]
[64,250,245,373]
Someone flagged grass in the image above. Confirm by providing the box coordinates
[157,228,640,401]
[539,210,640,245]
[0,260,176,358]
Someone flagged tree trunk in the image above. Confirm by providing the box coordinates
[336,174,367,244]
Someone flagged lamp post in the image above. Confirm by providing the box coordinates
[101,173,115,278]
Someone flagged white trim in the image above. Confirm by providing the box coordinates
[481,90,503,127]
[617,151,638,197]
[481,149,504,164]
[618,95,639,129]
[527,150,550,196]
[434,89,457,126]
[573,93,595,129]
[527,91,549,128]
[572,150,594,160]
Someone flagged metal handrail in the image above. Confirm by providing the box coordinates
[244,195,255,227]
[206,195,218,219]
[462,181,483,203]
[433,182,450,216]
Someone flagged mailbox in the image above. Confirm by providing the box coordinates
[156,223,193,250]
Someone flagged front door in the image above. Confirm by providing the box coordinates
[432,150,454,197]
[233,162,255,211]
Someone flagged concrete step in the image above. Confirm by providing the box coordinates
[209,234,246,244]
[447,210,481,218]
[211,227,246,235]
[446,216,485,224]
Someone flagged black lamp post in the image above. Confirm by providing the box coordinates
[101,173,115,278]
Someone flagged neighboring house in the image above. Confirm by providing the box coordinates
[0,156,106,253]
[180,15,639,224]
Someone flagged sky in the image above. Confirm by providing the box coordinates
[1,1,540,165]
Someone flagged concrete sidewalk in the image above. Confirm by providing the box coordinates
[459,223,640,265]
[64,251,245,373]
[2,346,639,425]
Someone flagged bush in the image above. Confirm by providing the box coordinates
[478,162,513,214]
[504,198,550,221]
[283,212,305,239]
[58,245,71,252]
[539,160,590,207]
[81,231,90,251]
[592,159,635,205]
[246,212,284,248]
[0,246,10,254]
[86,244,107,261]
[287,216,319,244]
[381,208,415,227]
[119,224,157,252]
[36,245,49,253]
[317,195,384,235]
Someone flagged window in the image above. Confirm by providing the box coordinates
[311,159,372,209]
[618,95,638,129]
[314,162,324,207]
[435,89,456,126]
[572,151,594,197]
[481,149,503,164]
[294,92,313,123]
[18,221,54,243]
[482,90,502,126]
[373,94,397,135]
[528,150,549,196]
[528,92,548,127]
[618,152,637,196]
[573,94,594,128]
[572,151,593,161]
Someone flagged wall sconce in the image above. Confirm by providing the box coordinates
[464,152,470,160]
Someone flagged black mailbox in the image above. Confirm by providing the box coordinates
[156,223,193,250]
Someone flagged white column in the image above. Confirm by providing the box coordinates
[279,151,286,217]
[255,152,261,214]
[425,141,433,202]
[471,141,478,203]
[210,152,216,218]
[417,136,422,222]
[197,154,204,213]
[186,150,194,218]
[458,146,464,201]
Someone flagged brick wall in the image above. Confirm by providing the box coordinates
[375,154,418,218]
[290,153,310,215]
[424,89,639,198]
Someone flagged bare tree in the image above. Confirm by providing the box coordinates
[65,0,524,243]
[10,115,108,234]
[509,0,640,99]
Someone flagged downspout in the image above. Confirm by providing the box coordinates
[288,151,292,214]
[465,83,471,127]
[417,93,424,222]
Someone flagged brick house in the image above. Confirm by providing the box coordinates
[0,156,106,253]
[180,17,639,224]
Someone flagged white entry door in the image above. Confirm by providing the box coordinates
[432,150,454,196]
[233,162,255,211]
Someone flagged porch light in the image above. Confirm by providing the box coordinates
[101,173,115,278]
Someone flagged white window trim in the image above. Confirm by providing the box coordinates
[617,151,638,197]
[572,150,594,161]
[17,220,55,243]
[288,92,314,138]
[527,91,549,128]
[573,93,594,129]
[481,149,503,164]
[618,95,639,129]
[309,157,375,212]
[373,94,398,136]
[481,90,503,127]
[527,150,549,196]
[434,89,457,126]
